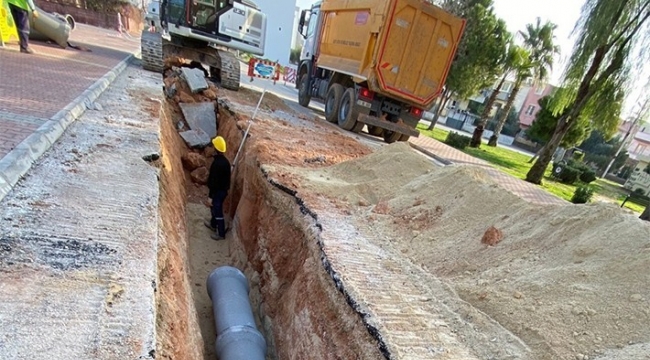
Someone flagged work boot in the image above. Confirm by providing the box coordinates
[20,47,34,54]
[210,227,230,241]
[204,220,216,232]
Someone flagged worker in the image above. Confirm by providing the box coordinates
[204,136,231,240]
[7,0,38,54]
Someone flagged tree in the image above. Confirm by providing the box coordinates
[527,96,590,149]
[525,0,650,184]
[486,46,533,146]
[579,131,629,174]
[641,205,650,221]
[470,42,518,147]
[427,0,510,130]
[488,18,560,146]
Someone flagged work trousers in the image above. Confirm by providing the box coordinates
[8,4,30,51]
[210,190,228,237]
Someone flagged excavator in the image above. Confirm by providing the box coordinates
[141,0,267,90]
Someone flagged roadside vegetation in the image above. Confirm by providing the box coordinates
[417,124,648,213]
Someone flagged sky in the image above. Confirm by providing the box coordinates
[294,0,648,116]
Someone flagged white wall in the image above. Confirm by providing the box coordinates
[256,0,298,65]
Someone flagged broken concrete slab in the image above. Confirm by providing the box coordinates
[181,67,209,93]
[180,102,217,138]
[180,129,211,148]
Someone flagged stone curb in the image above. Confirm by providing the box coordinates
[408,141,453,165]
[0,51,141,203]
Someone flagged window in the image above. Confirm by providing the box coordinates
[535,85,545,95]
[525,105,536,116]
[306,9,319,37]
[501,82,513,93]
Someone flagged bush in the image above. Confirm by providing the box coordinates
[572,185,594,204]
[553,163,581,184]
[579,168,597,183]
[444,132,471,150]
[567,159,590,173]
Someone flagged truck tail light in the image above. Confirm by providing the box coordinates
[359,87,374,100]
[410,106,423,118]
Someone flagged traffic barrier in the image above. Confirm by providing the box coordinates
[283,66,297,84]
[247,58,280,84]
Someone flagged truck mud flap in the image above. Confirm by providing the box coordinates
[357,114,420,138]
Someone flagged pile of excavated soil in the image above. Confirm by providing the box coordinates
[286,142,650,360]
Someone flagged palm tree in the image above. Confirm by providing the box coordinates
[487,46,533,146]
[488,18,559,147]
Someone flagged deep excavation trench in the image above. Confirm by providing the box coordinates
[155,96,387,359]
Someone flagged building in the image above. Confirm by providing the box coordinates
[624,154,650,196]
[627,126,650,160]
[467,77,531,119]
[255,0,298,65]
[518,84,556,129]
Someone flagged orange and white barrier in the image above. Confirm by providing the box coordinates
[248,58,281,84]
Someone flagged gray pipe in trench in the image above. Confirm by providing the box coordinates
[206,266,267,360]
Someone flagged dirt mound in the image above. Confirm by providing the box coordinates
[288,142,650,360]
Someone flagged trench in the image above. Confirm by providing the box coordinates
[154,94,388,359]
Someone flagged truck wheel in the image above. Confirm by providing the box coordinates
[367,126,384,136]
[298,74,311,107]
[338,88,360,131]
[398,134,410,142]
[325,84,344,123]
[351,122,364,133]
[383,131,401,144]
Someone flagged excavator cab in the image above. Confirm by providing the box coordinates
[159,0,266,55]
[142,0,267,90]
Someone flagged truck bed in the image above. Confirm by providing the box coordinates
[317,0,464,108]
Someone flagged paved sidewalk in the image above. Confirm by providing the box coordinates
[0,24,140,158]
[410,135,566,206]
[0,64,162,360]
[0,24,140,201]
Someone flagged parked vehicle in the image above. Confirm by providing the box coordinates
[297,0,465,142]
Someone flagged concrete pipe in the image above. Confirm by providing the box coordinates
[28,7,71,48]
[206,266,267,360]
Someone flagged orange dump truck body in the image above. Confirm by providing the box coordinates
[316,0,465,108]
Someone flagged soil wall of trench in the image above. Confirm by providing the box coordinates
[156,98,385,359]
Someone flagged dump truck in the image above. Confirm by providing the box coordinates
[297,0,465,143]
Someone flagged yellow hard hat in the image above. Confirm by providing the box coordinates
[212,136,226,153]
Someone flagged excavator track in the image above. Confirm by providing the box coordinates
[216,50,241,91]
[140,30,164,73]
[140,30,241,91]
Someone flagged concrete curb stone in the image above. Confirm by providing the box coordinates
[408,141,453,165]
[0,51,141,203]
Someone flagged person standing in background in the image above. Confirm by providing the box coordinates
[7,0,37,54]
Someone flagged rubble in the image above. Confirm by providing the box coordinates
[179,102,217,138]
[179,129,211,149]
[181,67,209,93]
[190,167,209,185]
[182,152,206,171]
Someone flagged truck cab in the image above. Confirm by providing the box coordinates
[298,2,322,68]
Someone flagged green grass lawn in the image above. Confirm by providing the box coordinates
[417,124,646,213]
